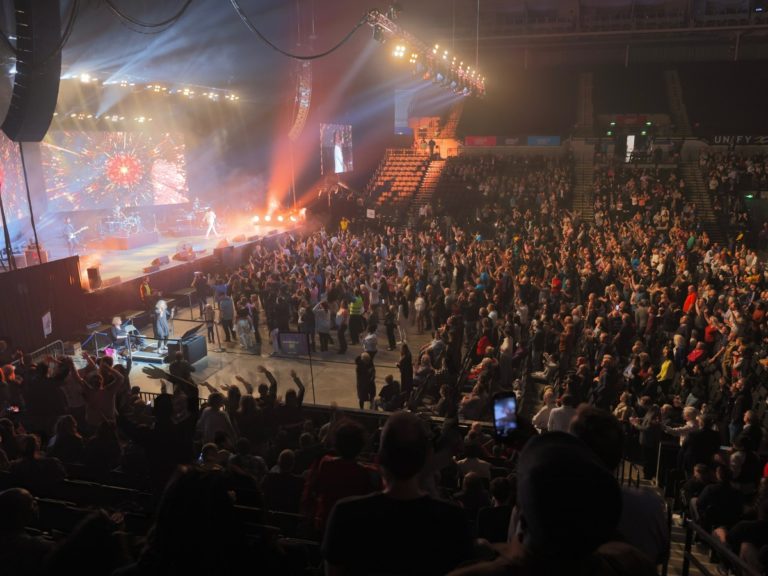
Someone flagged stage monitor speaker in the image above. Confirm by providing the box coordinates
[167,335,208,365]
[151,255,170,266]
[232,234,246,243]
[1,0,62,142]
[87,267,102,291]
[143,265,160,274]
[172,251,194,262]
[216,238,230,248]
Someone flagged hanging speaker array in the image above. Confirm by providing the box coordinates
[2,0,62,142]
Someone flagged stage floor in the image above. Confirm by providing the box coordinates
[49,224,290,288]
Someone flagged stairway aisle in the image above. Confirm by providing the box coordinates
[680,161,725,246]
[572,159,595,222]
[627,468,718,576]
[408,159,446,221]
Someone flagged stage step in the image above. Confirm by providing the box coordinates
[130,347,167,364]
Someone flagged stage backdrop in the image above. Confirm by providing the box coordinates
[41,131,190,212]
[0,256,85,352]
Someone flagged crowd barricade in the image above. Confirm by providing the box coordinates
[682,518,761,576]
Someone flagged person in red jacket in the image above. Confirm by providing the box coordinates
[682,284,698,314]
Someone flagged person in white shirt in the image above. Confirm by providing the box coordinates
[196,392,237,444]
[665,406,699,447]
[333,131,344,173]
[548,394,578,433]
[532,389,556,432]
[204,209,220,239]
[362,326,378,362]
[455,442,492,480]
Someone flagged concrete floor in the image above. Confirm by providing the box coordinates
[125,303,434,409]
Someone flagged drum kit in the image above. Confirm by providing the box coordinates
[102,206,143,236]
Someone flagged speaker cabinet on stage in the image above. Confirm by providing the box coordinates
[87,267,102,290]
[143,265,160,274]
[232,234,246,243]
[24,249,49,265]
[167,335,207,365]
[151,255,170,266]
[1,0,62,142]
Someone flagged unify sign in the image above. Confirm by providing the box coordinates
[710,135,768,146]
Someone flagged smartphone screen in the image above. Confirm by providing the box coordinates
[493,393,518,439]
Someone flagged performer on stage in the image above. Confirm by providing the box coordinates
[204,209,220,239]
[65,218,77,255]
[65,217,86,256]
[139,277,153,309]
[153,299,173,354]
[110,316,128,347]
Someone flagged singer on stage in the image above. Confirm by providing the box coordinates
[204,209,219,239]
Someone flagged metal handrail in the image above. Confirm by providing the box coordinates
[10,339,66,367]
[682,518,761,576]
[615,458,642,489]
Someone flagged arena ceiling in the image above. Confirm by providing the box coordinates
[2,0,768,98]
[1,0,767,99]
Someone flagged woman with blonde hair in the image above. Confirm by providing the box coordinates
[154,299,172,353]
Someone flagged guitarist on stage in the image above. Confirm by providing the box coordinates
[65,218,87,256]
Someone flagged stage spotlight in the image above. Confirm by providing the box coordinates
[80,72,91,83]
[289,215,298,222]
[373,24,386,43]
[277,215,284,222]
[264,215,272,222]
[252,215,260,223]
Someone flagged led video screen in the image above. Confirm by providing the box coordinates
[0,131,30,222]
[42,131,189,211]
[320,123,353,175]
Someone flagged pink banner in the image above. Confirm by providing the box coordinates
[464,136,497,146]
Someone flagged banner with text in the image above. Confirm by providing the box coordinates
[708,135,768,147]
[464,135,561,147]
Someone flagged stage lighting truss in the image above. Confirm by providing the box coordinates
[365,9,485,97]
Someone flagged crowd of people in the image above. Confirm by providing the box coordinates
[701,149,766,245]
[0,147,767,575]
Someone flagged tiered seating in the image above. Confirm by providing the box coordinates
[431,154,573,225]
[367,149,429,212]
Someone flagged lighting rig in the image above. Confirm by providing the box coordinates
[364,9,486,97]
